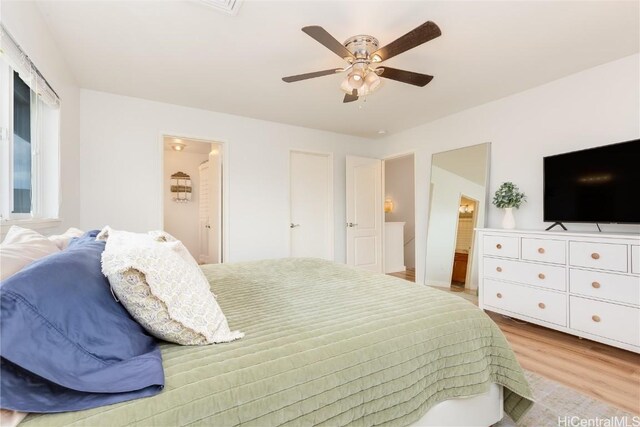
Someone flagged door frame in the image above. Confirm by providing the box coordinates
[158,132,229,263]
[382,150,417,275]
[449,194,480,290]
[288,149,334,260]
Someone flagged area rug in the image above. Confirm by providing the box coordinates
[496,370,638,427]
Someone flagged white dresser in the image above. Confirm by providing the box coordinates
[478,228,640,353]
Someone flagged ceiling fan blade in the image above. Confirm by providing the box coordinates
[378,67,433,87]
[302,26,355,60]
[343,89,358,103]
[282,68,342,83]
[371,21,441,62]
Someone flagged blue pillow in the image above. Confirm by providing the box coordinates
[0,230,164,412]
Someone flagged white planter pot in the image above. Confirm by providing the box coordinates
[502,208,516,229]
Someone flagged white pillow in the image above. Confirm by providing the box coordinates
[0,409,27,427]
[100,227,243,345]
[48,227,84,250]
[0,226,60,281]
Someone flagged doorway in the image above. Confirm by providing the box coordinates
[450,196,478,291]
[162,135,223,264]
[289,150,334,260]
[383,153,416,281]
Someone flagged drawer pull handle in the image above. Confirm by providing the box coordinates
[496,244,502,249]
[591,253,600,260]
[538,247,545,254]
[592,281,601,289]
[592,315,601,323]
[496,293,503,299]
[496,267,502,273]
[538,273,545,280]
[538,302,546,309]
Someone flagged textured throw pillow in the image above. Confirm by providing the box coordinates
[0,226,60,281]
[100,227,243,345]
[47,227,84,250]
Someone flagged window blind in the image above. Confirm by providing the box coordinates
[0,24,60,108]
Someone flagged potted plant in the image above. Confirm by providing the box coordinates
[492,182,526,229]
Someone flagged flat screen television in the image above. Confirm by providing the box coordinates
[543,139,640,225]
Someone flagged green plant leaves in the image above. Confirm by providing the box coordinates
[492,181,526,209]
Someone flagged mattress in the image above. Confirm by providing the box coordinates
[22,258,533,426]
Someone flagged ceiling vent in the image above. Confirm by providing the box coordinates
[195,0,243,15]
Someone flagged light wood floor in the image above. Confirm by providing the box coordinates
[388,268,416,281]
[489,312,640,415]
[387,270,640,415]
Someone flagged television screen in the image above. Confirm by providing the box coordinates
[543,139,640,224]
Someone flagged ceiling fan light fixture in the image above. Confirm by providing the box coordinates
[340,77,352,93]
[347,70,364,89]
[283,21,441,103]
[364,71,381,91]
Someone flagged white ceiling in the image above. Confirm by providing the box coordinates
[36,0,639,138]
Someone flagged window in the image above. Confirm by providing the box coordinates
[0,25,60,223]
[13,71,33,214]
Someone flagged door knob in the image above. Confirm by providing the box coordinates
[290,223,300,229]
[346,222,358,228]
[205,225,211,229]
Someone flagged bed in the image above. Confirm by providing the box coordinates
[20,258,533,426]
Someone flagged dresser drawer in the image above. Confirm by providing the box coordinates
[484,279,566,326]
[483,235,519,258]
[570,269,640,306]
[570,296,640,347]
[632,246,640,275]
[484,258,566,291]
[569,241,628,272]
[521,238,566,264]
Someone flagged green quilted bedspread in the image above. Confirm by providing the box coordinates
[23,258,533,426]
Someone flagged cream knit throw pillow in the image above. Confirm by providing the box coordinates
[99,227,243,345]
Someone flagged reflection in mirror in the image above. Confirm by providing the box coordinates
[425,143,490,294]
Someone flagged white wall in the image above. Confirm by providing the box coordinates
[425,166,485,288]
[1,0,81,234]
[79,89,373,263]
[373,54,640,286]
[163,148,209,258]
[384,155,415,268]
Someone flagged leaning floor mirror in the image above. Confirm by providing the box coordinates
[424,142,491,294]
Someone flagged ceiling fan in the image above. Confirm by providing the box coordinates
[282,21,441,103]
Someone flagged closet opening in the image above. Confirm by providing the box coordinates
[162,135,223,264]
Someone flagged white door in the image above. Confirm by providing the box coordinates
[290,151,333,259]
[346,156,383,272]
[198,150,222,264]
[198,161,214,264]
[208,149,222,263]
